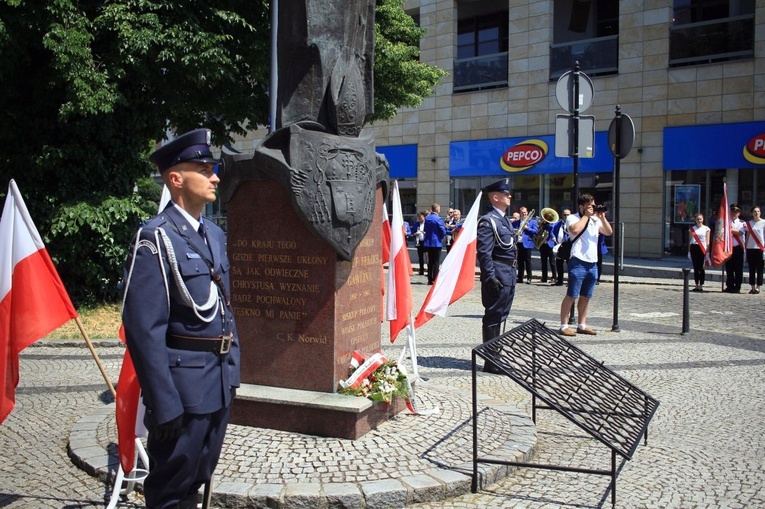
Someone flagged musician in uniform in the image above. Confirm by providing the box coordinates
[476,179,517,373]
[512,206,538,284]
[121,128,240,508]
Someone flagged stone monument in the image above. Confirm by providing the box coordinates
[218,0,402,439]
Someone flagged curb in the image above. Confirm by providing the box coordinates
[68,395,536,508]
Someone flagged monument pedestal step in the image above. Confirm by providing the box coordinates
[231,383,406,439]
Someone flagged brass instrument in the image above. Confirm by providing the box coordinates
[515,208,535,238]
[533,207,560,248]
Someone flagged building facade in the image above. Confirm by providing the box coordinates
[230,0,764,258]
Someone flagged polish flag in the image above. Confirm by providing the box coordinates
[386,181,412,342]
[116,325,142,473]
[710,182,732,267]
[414,192,482,328]
[0,180,78,424]
[381,202,392,265]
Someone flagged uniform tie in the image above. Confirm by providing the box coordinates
[197,221,207,243]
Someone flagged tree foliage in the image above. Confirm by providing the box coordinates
[0,0,443,304]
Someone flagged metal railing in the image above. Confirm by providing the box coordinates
[550,35,618,80]
[453,52,508,93]
[669,14,754,67]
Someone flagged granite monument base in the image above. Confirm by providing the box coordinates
[231,384,406,440]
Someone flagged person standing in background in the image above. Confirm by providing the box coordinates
[552,209,571,286]
[414,211,427,276]
[445,209,462,254]
[724,204,746,293]
[539,216,557,284]
[688,212,711,292]
[513,206,538,284]
[423,203,447,285]
[743,205,765,294]
[558,194,612,337]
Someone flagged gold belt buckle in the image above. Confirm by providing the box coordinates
[219,334,232,355]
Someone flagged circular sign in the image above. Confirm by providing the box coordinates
[608,113,635,159]
[555,70,594,113]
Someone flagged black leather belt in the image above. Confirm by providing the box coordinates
[494,259,517,268]
[167,333,232,355]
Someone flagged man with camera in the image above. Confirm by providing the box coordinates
[558,194,612,337]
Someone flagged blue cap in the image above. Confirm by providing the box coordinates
[482,179,511,194]
[149,128,219,172]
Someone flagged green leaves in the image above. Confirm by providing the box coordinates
[47,193,151,304]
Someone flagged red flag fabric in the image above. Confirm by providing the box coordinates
[381,202,392,265]
[711,183,732,267]
[414,192,482,328]
[116,324,142,473]
[386,181,412,342]
[0,180,78,424]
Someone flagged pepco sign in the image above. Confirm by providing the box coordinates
[499,139,549,172]
[743,133,765,165]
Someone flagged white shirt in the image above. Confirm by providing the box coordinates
[744,219,765,250]
[732,218,746,247]
[690,224,710,249]
[566,213,601,263]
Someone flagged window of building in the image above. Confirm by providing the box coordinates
[454,1,508,93]
[551,0,619,80]
[669,0,755,67]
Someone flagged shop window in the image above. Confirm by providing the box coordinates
[551,0,619,79]
[669,0,754,67]
[454,1,508,93]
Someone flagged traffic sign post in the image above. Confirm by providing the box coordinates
[607,105,635,332]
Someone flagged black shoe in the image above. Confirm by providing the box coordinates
[554,282,564,286]
[540,279,547,283]
[526,278,532,284]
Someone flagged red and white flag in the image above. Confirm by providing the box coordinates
[711,182,732,267]
[115,325,144,473]
[0,180,78,424]
[381,202,392,265]
[414,192,482,328]
[386,181,412,342]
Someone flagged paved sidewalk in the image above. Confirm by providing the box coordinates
[3,256,765,508]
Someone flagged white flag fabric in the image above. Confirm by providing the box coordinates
[414,192,482,328]
[1,180,78,423]
[386,181,412,342]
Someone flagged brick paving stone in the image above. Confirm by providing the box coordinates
[2,258,765,508]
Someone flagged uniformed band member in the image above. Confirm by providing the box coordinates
[122,128,240,508]
[476,179,517,373]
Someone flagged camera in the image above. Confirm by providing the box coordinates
[595,205,608,213]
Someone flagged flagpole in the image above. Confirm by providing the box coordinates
[74,316,117,398]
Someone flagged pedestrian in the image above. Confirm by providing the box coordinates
[414,211,427,276]
[476,179,517,373]
[596,231,610,284]
[445,209,462,253]
[423,203,447,285]
[552,208,571,286]
[539,213,557,283]
[688,212,711,292]
[724,204,746,293]
[513,206,538,284]
[743,205,764,294]
[558,194,612,337]
[121,128,240,509]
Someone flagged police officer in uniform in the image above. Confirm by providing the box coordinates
[121,128,240,508]
[476,179,517,373]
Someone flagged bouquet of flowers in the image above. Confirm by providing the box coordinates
[338,352,409,404]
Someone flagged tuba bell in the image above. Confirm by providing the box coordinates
[533,207,560,249]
